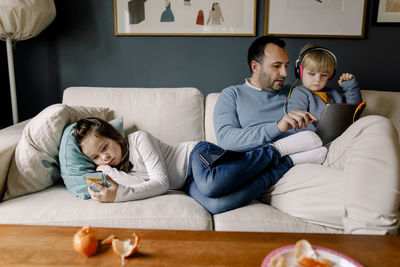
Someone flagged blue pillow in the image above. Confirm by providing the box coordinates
[59,117,124,199]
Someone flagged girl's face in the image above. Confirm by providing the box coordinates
[301,67,330,91]
[80,133,122,167]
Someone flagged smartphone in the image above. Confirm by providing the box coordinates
[197,150,238,168]
[85,172,109,192]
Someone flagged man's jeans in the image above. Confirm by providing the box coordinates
[183,141,293,214]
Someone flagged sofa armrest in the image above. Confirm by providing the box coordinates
[0,120,30,199]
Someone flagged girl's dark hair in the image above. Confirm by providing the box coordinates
[73,117,132,172]
[247,35,286,73]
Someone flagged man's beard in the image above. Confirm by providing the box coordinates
[258,69,284,92]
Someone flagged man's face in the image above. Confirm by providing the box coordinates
[251,43,289,92]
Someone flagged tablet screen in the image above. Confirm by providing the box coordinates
[315,102,366,145]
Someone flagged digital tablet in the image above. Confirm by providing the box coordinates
[315,102,366,145]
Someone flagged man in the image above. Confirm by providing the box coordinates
[214,36,400,234]
[214,36,318,152]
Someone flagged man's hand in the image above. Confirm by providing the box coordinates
[338,73,355,84]
[277,110,318,132]
[87,175,118,203]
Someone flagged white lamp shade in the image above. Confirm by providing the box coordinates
[0,0,56,41]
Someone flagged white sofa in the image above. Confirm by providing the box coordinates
[0,87,399,233]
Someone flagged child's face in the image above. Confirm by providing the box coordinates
[80,133,122,167]
[301,67,330,91]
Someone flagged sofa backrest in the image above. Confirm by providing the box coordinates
[204,90,400,144]
[204,93,219,144]
[62,87,400,146]
[62,87,205,145]
[360,90,400,133]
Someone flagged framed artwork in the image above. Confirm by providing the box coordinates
[114,0,256,36]
[373,0,400,24]
[264,0,367,38]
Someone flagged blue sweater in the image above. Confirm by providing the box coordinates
[214,82,295,152]
[287,78,362,131]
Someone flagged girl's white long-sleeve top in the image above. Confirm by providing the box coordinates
[100,130,198,202]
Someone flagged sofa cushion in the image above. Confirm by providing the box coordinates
[205,90,400,144]
[59,117,123,200]
[3,104,109,201]
[204,93,219,144]
[62,87,205,145]
[213,200,342,233]
[361,90,400,136]
[0,120,29,200]
[261,164,345,229]
[0,184,213,230]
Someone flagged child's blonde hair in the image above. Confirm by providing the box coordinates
[300,44,335,76]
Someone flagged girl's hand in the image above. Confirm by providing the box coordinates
[96,165,109,172]
[87,175,118,203]
[338,73,354,84]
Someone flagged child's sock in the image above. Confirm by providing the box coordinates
[288,147,328,165]
[271,131,322,157]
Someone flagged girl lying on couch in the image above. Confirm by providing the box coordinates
[74,117,327,214]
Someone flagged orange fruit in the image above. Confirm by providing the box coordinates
[295,239,333,267]
[297,256,333,267]
[73,226,98,257]
[297,256,320,267]
[112,233,140,265]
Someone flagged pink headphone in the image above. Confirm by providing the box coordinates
[294,46,337,80]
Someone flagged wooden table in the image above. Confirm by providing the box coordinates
[0,225,399,266]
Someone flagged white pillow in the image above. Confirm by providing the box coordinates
[3,104,109,201]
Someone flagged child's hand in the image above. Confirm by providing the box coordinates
[96,165,109,172]
[87,175,118,202]
[338,73,354,84]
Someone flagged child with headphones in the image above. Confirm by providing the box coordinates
[286,44,363,131]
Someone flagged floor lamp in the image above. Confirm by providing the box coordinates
[0,0,56,125]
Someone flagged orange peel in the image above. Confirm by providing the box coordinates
[295,239,333,267]
[100,234,115,245]
[112,233,140,265]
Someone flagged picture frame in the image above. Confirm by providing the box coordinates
[114,0,256,36]
[373,0,400,25]
[264,0,367,38]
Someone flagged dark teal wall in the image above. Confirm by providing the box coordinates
[1,0,399,128]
